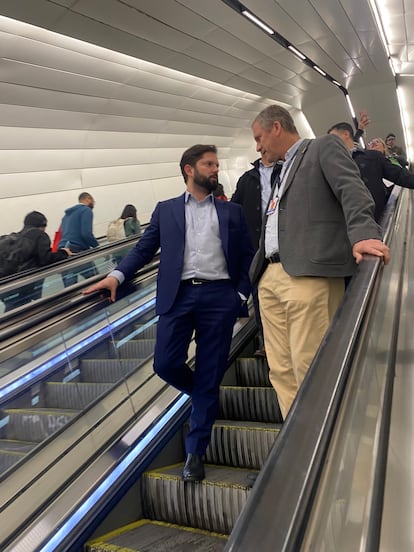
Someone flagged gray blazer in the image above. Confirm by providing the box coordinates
[250,134,382,284]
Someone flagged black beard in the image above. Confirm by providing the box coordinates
[194,174,218,193]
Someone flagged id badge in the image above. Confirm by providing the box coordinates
[266,196,279,216]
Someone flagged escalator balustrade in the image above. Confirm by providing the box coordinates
[86,355,283,551]
[0,323,157,475]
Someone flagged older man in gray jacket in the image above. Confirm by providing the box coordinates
[249,105,390,419]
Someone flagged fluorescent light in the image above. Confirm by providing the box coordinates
[332,80,342,87]
[313,65,326,77]
[368,0,391,57]
[288,45,306,60]
[345,94,356,119]
[396,85,410,161]
[242,10,274,34]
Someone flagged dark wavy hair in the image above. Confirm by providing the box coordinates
[180,144,217,182]
[120,204,138,220]
[327,122,354,136]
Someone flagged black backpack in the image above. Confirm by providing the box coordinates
[0,231,35,278]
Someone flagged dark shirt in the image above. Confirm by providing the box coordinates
[231,160,282,250]
[352,148,414,221]
[23,227,68,268]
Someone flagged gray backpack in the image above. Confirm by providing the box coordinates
[106,218,126,242]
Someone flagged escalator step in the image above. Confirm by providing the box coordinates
[80,359,142,383]
[3,408,78,442]
[134,324,157,339]
[86,519,226,551]
[0,439,38,473]
[45,382,113,409]
[205,420,281,469]
[142,464,251,534]
[236,357,271,387]
[116,338,155,359]
[219,386,282,423]
[0,450,25,472]
[0,439,37,452]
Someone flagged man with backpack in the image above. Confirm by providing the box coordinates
[0,211,72,311]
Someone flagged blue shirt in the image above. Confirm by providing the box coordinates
[258,161,276,215]
[181,192,229,280]
[265,139,304,257]
[110,192,230,285]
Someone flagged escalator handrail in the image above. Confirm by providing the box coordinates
[0,255,160,341]
[0,223,148,288]
[226,189,401,552]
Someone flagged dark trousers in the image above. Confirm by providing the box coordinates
[252,284,264,345]
[153,280,240,456]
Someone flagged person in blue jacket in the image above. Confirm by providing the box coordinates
[84,144,254,482]
[58,192,99,286]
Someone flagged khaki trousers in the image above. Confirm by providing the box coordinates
[258,263,344,419]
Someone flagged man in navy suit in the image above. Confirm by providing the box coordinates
[85,144,254,482]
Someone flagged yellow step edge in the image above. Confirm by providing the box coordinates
[4,408,78,414]
[220,386,272,390]
[143,463,258,489]
[0,439,36,445]
[212,422,280,433]
[0,449,25,457]
[86,518,227,551]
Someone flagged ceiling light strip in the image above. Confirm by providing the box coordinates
[288,45,306,60]
[368,0,409,157]
[242,10,274,34]
[396,85,411,162]
[368,0,391,58]
[222,0,345,91]
[221,0,360,131]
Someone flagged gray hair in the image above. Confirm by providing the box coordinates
[253,105,298,134]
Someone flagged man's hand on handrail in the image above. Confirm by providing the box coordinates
[83,276,119,302]
[353,239,390,265]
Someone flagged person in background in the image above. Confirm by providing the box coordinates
[84,144,254,483]
[121,204,142,237]
[108,204,142,243]
[385,133,408,167]
[249,105,389,421]
[368,137,402,166]
[108,204,142,265]
[59,192,98,252]
[231,153,282,357]
[58,192,98,287]
[328,122,414,221]
[212,183,228,201]
[1,211,72,311]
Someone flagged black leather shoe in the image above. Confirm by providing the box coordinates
[182,453,205,482]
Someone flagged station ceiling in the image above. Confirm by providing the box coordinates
[0,0,412,156]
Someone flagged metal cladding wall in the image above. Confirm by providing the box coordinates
[0,16,311,237]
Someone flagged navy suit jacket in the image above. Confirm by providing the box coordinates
[116,193,254,315]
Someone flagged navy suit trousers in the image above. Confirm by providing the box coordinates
[153,280,240,455]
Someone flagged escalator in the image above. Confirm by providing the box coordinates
[0,248,283,551]
[84,352,282,550]
[0,267,159,477]
[0,188,407,551]
[0,322,157,474]
[0,231,144,319]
